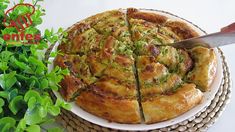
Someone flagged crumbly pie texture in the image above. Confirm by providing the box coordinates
[54,8,217,124]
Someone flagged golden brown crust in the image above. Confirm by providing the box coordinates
[177,49,193,76]
[53,54,81,74]
[156,46,193,76]
[142,83,203,124]
[54,54,97,85]
[93,10,132,44]
[91,76,137,99]
[187,47,217,91]
[58,10,124,54]
[59,75,85,101]
[76,90,141,123]
[86,53,107,77]
[140,74,182,98]
[127,8,167,24]
[164,21,199,39]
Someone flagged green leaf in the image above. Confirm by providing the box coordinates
[38,106,47,118]
[0,117,16,132]
[27,97,37,110]
[14,59,33,73]
[9,96,24,115]
[41,95,53,106]
[44,29,51,38]
[0,62,8,71]
[61,103,71,110]
[55,99,71,110]
[48,106,60,116]
[24,90,41,102]
[0,72,17,90]
[0,98,5,113]
[61,68,70,75]
[15,119,26,132]
[28,56,46,69]
[50,51,57,57]
[58,27,63,33]
[40,78,48,89]
[0,98,5,107]
[24,107,42,125]
[26,125,40,132]
[0,37,5,44]
[0,91,8,99]
[0,51,13,61]
[8,89,18,102]
[19,54,28,62]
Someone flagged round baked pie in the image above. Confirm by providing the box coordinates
[54,8,217,124]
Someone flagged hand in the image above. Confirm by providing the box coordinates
[221,23,235,33]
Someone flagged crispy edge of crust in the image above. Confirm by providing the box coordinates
[90,76,137,100]
[142,83,203,124]
[76,90,141,123]
[164,20,200,39]
[59,75,85,101]
[58,9,124,53]
[127,8,167,24]
[187,47,217,91]
[177,49,193,76]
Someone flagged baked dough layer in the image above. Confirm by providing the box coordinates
[76,90,141,123]
[142,83,203,124]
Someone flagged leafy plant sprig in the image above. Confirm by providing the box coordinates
[0,0,70,131]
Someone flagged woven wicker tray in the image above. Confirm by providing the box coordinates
[44,9,231,132]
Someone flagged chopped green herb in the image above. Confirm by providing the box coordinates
[117,43,133,56]
[161,47,169,56]
[143,81,154,88]
[159,74,169,84]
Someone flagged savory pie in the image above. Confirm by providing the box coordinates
[54,8,217,124]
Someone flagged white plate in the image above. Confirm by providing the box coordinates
[48,9,223,131]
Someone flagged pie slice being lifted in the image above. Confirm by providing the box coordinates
[54,8,217,124]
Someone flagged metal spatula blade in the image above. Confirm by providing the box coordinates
[166,31,235,49]
[165,23,235,49]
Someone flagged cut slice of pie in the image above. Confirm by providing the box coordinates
[76,48,142,123]
[135,44,203,123]
[136,56,181,96]
[127,8,174,48]
[76,90,141,123]
[186,47,217,91]
[92,9,132,45]
[54,54,96,101]
[58,28,105,54]
[141,83,203,124]
[156,46,193,77]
